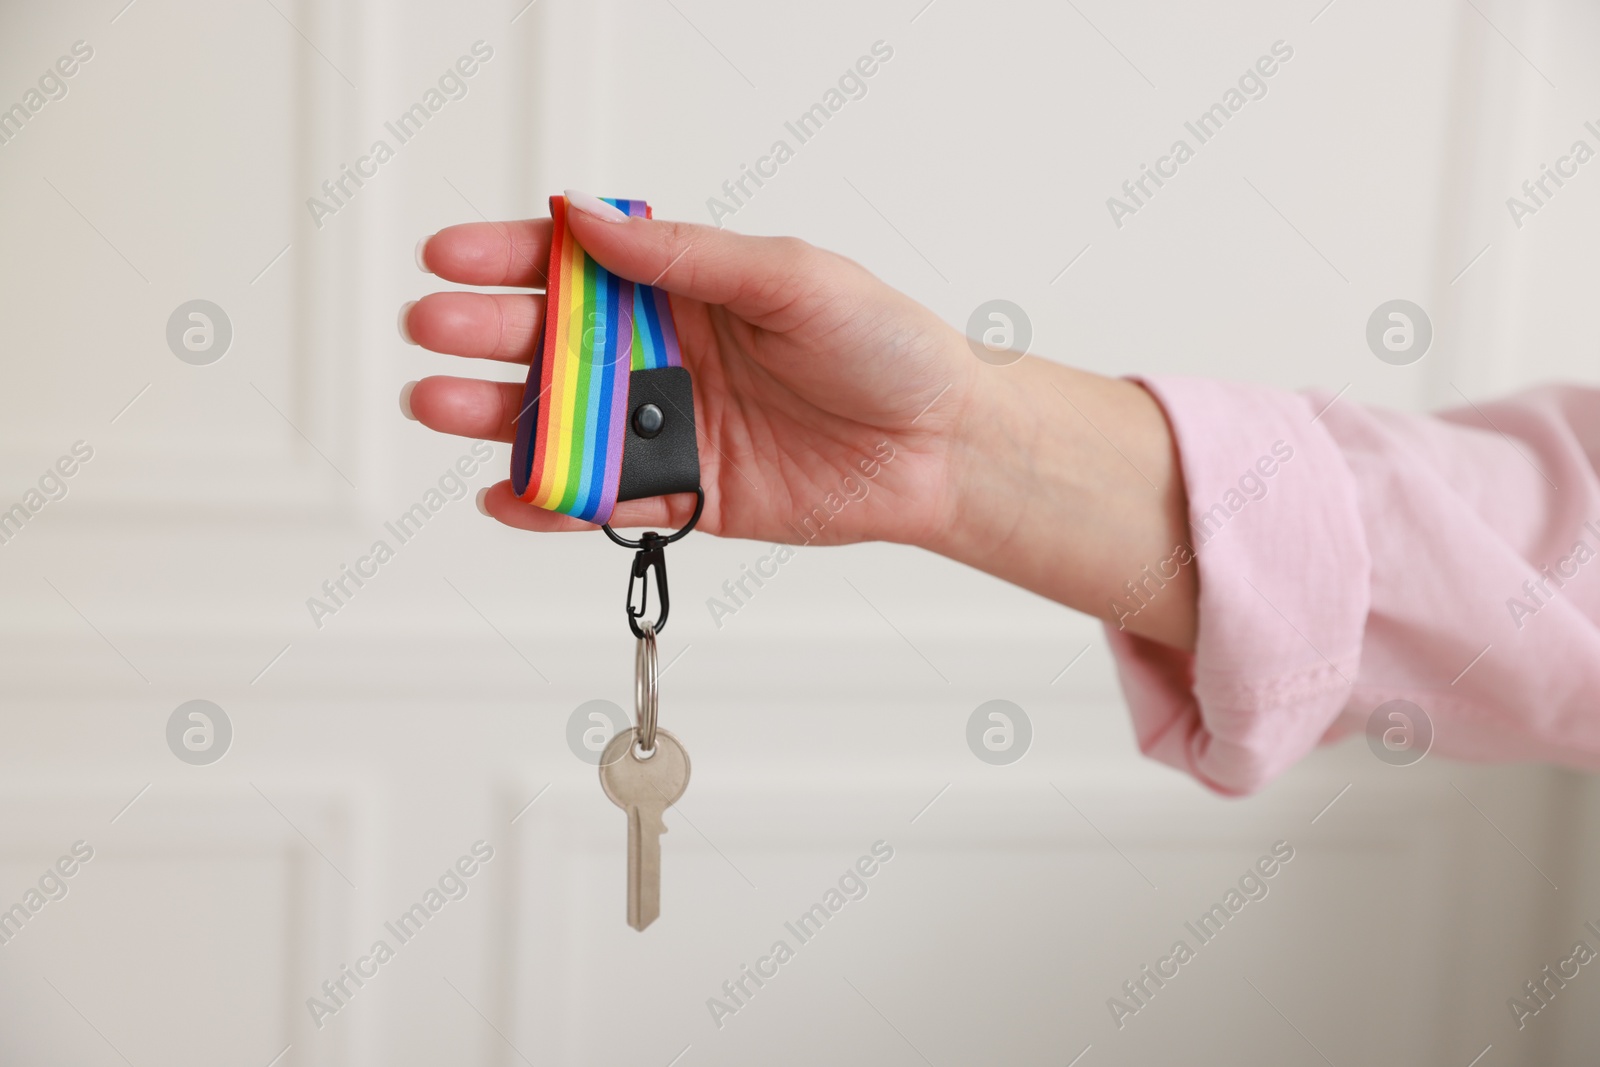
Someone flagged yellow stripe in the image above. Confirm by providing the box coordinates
[535,230,583,507]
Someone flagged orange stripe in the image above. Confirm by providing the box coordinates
[525,198,564,498]
[534,200,578,506]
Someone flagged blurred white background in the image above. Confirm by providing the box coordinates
[1,0,1598,1064]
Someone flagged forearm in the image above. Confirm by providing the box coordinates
[930,356,1198,650]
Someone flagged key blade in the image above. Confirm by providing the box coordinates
[627,805,667,931]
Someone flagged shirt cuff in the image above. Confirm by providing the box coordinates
[1104,376,1371,795]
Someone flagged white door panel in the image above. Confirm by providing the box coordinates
[1,0,1595,1064]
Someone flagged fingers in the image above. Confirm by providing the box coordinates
[419,219,552,289]
[403,292,545,363]
[477,481,598,532]
[478,480,700,534]
[564,200,816,320]
[416,205,820,323]
[406,377,523,442]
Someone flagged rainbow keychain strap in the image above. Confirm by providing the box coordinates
[511,195,702,635]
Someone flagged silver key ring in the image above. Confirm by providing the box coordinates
[634,619,659,753]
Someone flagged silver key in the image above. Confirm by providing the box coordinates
[600,727,690,931]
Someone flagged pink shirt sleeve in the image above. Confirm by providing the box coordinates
[1105,376,1600,796]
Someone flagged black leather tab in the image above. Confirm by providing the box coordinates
[617,367,701,502]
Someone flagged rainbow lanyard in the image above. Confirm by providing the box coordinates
[512,195,682,526]
[511,194,702,638]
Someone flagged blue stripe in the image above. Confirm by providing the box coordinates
[576,268,625,520]
[638,286,668,369]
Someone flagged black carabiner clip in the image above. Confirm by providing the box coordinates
[604,487,703,638]
[626,531,670,638]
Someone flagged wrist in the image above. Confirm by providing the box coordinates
[922,358,1200,650]
[923,358,1058,565]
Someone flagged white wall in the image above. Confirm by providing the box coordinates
[0,0,1596,1064]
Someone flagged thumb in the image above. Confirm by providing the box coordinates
[563,192,813,320]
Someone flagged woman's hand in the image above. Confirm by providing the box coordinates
[403,194,1199,649]
[403,194,978,550]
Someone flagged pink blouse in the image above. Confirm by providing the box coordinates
[1105,377,1600,795]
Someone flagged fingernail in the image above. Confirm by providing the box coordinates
[415,235,433,273]
[397,300,418,345]
[564,189,629,223]
[399,381,418,420]
[475,486,492,517]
